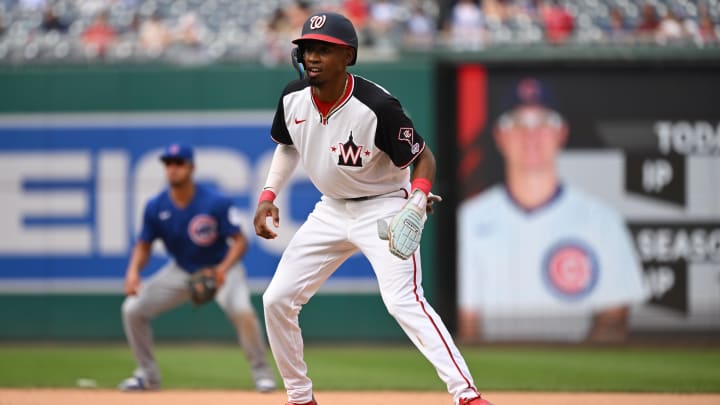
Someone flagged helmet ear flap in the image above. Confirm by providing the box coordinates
[291,47,306,80]
[295,45,305,64]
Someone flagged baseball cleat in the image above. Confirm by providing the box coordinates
[255,377,277,393]
[459,396,492,405]
[118,376,159,391]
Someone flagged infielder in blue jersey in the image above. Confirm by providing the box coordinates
[119,143,276,392]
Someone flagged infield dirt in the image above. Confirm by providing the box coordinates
[1,389,719,405]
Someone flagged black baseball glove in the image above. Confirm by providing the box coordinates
[188,267,218,306]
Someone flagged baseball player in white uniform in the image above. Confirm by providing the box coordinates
[253,12,491,405]
[458,97,647,343]
[119,143,276,392]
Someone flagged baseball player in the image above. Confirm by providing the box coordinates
[119,143,276,392]
[458,92,647,342]
[253,12,491,405]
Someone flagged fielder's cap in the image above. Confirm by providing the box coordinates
[511,77,553,108]
[496,77,565,131]
[160,143,194,162]
[293,12,358,65]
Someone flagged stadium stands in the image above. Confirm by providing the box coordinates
[0,0,717,65]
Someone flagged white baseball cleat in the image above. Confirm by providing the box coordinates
[255,377,277,393]
[118,376,160,391]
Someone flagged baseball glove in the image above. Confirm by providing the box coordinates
[188,267,218,306]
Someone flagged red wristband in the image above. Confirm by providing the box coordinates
[411,178,432,196]
[258,189,276,204]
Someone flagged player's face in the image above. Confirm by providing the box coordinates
[301,41,353,87]
[496,107,567,172]
[163,158,193,187]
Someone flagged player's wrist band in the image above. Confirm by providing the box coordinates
[411,178,432,196]
[258,189,276,204]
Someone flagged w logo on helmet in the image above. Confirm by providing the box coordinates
[309,15,326,30]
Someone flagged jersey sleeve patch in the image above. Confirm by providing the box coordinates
[375,98,425,168]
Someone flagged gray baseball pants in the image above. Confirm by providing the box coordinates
[121,261,273,386]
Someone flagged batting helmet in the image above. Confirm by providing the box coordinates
[293,12,358,65]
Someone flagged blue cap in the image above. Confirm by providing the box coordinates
[160,143,194,162]
[509,77,555,109]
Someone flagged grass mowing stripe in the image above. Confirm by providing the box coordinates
[0,345,718,392]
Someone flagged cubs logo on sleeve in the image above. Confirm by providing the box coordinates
[542,240,599,301]
[188,214,218,246]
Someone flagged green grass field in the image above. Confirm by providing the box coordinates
[1,344,719,392]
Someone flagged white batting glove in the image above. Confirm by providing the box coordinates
[377,189,427,260]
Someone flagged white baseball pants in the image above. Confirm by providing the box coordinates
[263,193,479,404]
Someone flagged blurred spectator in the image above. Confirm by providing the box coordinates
[483,0,510,24]
[540,0,574,44]
[41,6,69,33]
[174,11,207,47]
[693,4,718,46]
[656,8,690,45]
[512,0,542,20]
[262,6,293,65]
[404,1,435,49]
[603,7,631,44]
[447,0,485,50]
[368,0,404,49]
[285,0,313,34]
[139,13,171,54]
[125,12,142,35]
[343,0,370,34]
[82,11,116,56]
[635,3,660,43]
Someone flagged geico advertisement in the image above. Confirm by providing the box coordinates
[0,113,375,293]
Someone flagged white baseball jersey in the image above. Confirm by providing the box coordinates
[458,184,647,341]
[271,74,425,199]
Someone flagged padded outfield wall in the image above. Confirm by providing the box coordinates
[0,63,436,341]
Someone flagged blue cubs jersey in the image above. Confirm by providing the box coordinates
[139,184,241,273]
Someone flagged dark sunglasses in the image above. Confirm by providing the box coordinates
[162,158,188,166]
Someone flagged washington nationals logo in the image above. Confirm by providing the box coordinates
[332,131,368,167]
[309,15,327,30]
[542,240,599,301]
[188,214,218,246]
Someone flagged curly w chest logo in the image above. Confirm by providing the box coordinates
[334,131,368,167]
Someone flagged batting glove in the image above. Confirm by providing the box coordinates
[377,189,427,260]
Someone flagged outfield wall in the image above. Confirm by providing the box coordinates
[2,54,719,342]
[0,63,435,341]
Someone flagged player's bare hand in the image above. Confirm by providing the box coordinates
[427,192,443,215]
[215,267,226,288]
[124,270,141,296]
[254,201,280,239]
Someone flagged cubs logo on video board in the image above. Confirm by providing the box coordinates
[543,240,599,301]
